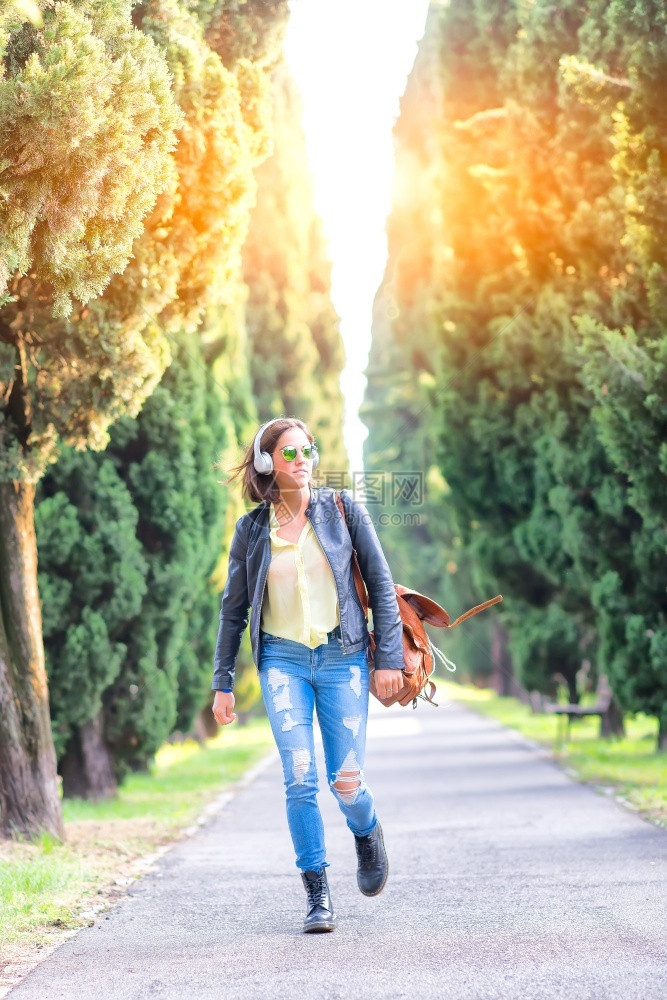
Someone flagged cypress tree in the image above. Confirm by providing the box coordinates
[0,0,278,831]
[573,0,667,746]
[31,0,287,796]
[0,0,181,839]
[36,333,227,791]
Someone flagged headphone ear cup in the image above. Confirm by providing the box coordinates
[253,418,279,474]
[311,449,319,470]
[254,451,273,474]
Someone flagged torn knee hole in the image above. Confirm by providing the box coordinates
[333,769,361,792]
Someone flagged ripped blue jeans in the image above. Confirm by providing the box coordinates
[258,625,377,872]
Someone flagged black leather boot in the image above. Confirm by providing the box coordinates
[354,820,388,896]
[301,866,336,933]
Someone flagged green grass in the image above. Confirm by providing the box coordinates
[62,721,273,827]
[0,719,273,967]
[439,677,666,827]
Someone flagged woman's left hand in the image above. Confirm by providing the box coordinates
[373,668,403,700]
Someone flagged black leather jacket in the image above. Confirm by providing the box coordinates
[211,486,404,690]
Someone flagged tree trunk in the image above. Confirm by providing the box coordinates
[195,706,218,742]
[599,698,625,739]
[491,619,513,696]
[60,711,117,800]
[0,480,64,840]
[567,674,579,704]
[659,714,667,753]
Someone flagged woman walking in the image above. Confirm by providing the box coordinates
[211,417,404,933]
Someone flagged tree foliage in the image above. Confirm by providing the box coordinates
[1,0,183,838]
[0,0,183,481]
[366,0,666,741]
[0,0,304,829]
[37,333,228,783]
[0,0,182,320]
[22,0,342,798]
[25,0,291,793]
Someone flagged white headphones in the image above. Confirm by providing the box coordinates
[252,418,319,474]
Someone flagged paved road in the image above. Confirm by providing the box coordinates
[8,694,667,999]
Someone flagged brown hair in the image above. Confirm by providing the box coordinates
[223,417,317,504]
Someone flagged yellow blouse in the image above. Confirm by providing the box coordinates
[260,503,340,647]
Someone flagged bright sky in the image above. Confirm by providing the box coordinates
[285,0,430,475]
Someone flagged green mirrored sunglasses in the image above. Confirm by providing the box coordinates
[278,444,316,461]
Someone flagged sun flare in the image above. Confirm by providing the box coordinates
[285,0,430,473]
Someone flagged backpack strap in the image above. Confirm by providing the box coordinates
[335,491,369,619]
[446,594,503,628]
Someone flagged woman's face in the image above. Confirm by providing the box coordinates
[272,427,314,496]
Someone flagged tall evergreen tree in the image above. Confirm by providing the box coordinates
[572,0,667,745]
[36,333,228,792]
[29,0,288,797]
[0,0,181,838]
[0,0,279,833]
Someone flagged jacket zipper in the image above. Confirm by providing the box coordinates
[307,506,348,653]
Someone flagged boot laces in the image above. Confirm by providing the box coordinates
[305,871,328,906]
[356,832,378,866]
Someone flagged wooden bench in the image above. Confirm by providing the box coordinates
[545,674,624,741]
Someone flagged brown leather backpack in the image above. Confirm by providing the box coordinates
[335,492,503,709]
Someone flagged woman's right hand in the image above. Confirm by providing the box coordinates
[212,691,237,727]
